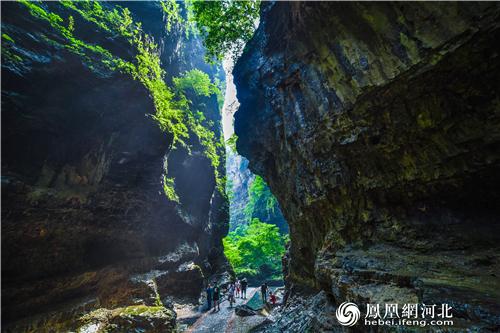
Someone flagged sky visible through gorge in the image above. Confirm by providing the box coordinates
[222,57,239,140]
[222,17,259,140]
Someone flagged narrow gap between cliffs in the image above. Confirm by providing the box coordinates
[221,57,290,292]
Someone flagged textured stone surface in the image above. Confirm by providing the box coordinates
[78,305,176,333]
[227,152,254,228]
[251,291,338,333]
[234,2,500,331]
[1,2,228,331]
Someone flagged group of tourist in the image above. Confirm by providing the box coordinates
[226,278,249,307]
[205,278,249,312]
[205,283,220,312]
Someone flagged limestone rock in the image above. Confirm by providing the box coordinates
[235,305,258,317]
[156,262,205,301]
[234,2,500,331]
[78,305,176,333]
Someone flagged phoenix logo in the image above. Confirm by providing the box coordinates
[336,301,360,326]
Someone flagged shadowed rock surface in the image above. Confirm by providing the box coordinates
[234,2,500,331]
[1,2,229,331]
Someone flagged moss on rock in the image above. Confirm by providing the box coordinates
[78,305,176,333]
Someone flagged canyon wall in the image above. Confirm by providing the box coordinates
[234,2,500,331]
[1,2,228,331]
[227,152,254,229]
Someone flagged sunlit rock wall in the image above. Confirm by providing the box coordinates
[234,2,500,331]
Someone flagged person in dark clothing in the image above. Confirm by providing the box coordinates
[241,278,248,299]
[206,283,213,311]
[227,282,235,308]
[261,282,268,303]
[213,285,221,312]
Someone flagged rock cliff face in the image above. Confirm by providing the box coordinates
[1,2,228,331]
[227,152,254,229]
[234,2,500,331]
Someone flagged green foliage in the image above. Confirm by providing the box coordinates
[60,1,135,39]
[189,0,260,62]
[19,0,132,72]
[245,175,277,219]
[2,33,23,63]
[226,133,238,152]
[174,69,219,97]
[160,0,198,38]
[160,0,183,32]
[213,77,225,110]
[226,178,235,201]
[67,15,75,32]
[187,111,224,191]
[163,176,179,203]
[133,35,190,148]
[223,218,286,279]
[18,1,227,201]
[22,0,185,146]
[2,33,15,43]
[173,69,225,192]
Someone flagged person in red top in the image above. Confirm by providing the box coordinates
[270,292,277,306]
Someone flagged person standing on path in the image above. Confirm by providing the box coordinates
[206,283,213,311]
[241,278,248,299]
[213,284,221,312]
[270,291,277,306]
[235,279,241,298]
[261,282,268,303]
[227,283,235,308]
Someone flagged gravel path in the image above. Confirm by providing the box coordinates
[184,287,268,333]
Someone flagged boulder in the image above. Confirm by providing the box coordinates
[78,305,176,333]
[235,305,259,317]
